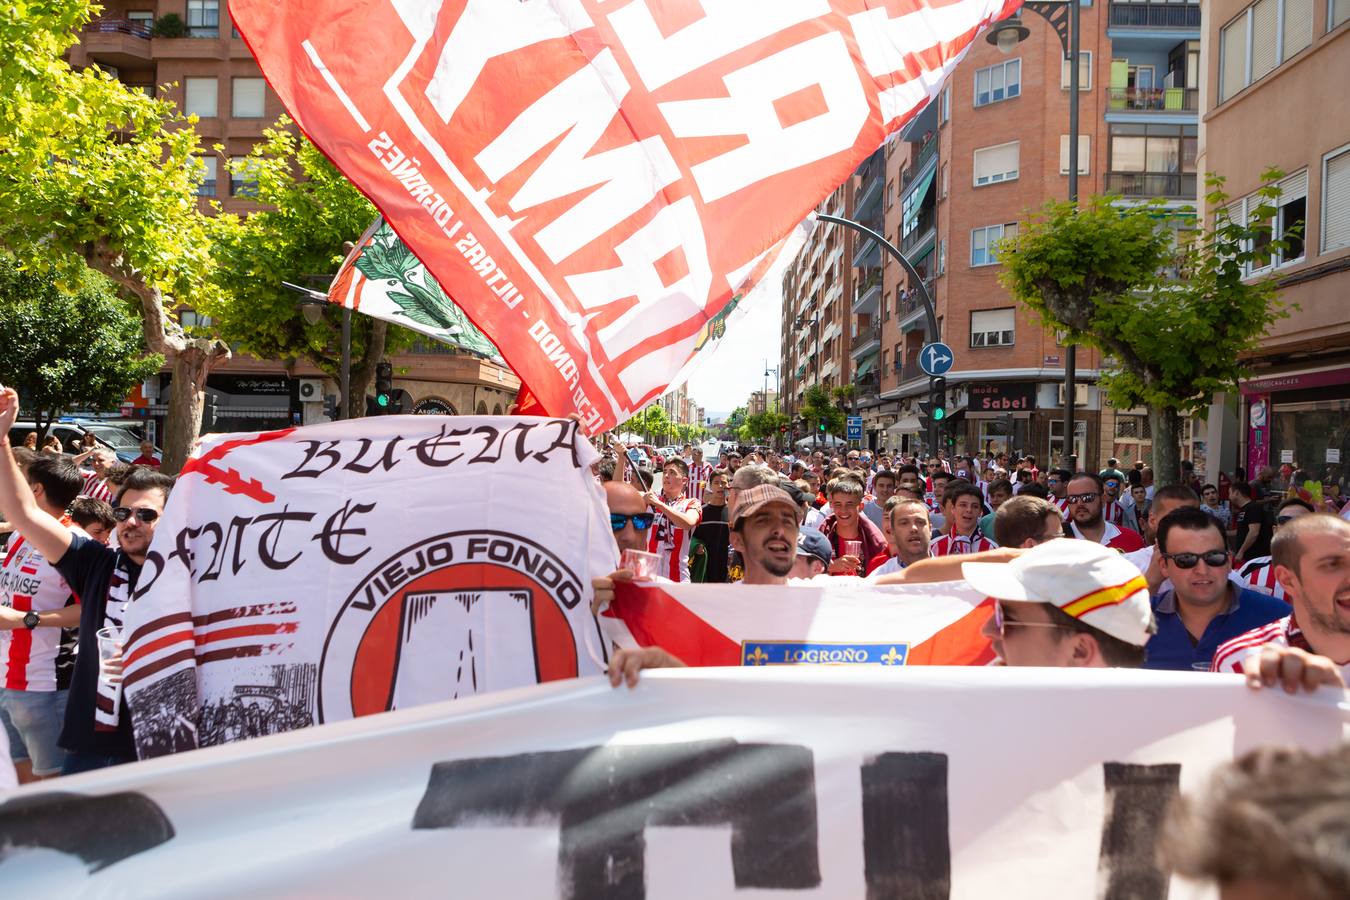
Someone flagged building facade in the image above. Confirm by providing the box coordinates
[69,1,519,439]
[1199,0,1349,482]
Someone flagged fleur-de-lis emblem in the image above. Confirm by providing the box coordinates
[880,647,905,666]
[746,646,770,666]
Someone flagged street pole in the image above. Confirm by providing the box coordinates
[816,214,940,453]
[1063,0,1080,472]
[340,306,352,420]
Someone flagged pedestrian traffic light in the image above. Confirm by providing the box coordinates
[374,361,394,413]
[818,421,826,432]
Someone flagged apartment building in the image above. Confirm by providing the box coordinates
[780,180,858,433]
[746,391,779,417]
[68,1,519,435]
[1199,0,1349,480]
[838,0,1203,469]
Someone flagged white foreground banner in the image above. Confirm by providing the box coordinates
[1,668,1346,898]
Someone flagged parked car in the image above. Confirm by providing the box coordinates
[8,420,157,464]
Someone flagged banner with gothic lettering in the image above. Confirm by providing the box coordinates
[230,0,1023,433]
[119,416,616,760]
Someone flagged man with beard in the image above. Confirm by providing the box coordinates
[1212,514,1350,692]
[866,498,932,578]
[1101,473,1139,533]
[0,388,173,773]
[1065,473,1145,552]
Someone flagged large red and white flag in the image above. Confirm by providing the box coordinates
[231,0,1022,432]
[602,578,997,666]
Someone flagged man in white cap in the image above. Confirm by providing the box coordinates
[962,538,1156,668]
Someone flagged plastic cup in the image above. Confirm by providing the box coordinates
[841,540,863,573]
[97,625,123,682]
[621,548,660,581]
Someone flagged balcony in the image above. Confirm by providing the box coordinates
[851,323,881,357]
[895,360,924,384]
[79,17,153,69]
[1106,87,1198,113]
[900,206,937,256]
[851,268,882,313]
[1108,3,1201,29]
[856,372,881,399]
[900,136,938,190]
[850,218,883,267]
[1104,171,1198,200]
[855,151,885,215]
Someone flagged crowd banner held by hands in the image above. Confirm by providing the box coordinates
[230,0,1023,433]
[329,218,507,364]
[2,668,1345,896]
[118,416,616,761]
[603,579,998,667]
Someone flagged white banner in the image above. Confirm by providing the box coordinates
[1,668,1345,897]
[119,416,616,759]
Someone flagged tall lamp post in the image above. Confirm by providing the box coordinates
[817,214,941,453]
[285,281,351,420]
[986,2,1080,470]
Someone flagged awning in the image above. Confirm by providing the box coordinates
[887,416,921,435]
[902,166,937,238]
[855,355,877,378]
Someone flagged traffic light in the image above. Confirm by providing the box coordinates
[322,394,339,421]
[374,361,394,413]
[818,420,826,432]
[779,423,789,434]
[930,376,947,422]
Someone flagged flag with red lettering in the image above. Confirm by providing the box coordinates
[602,579,997,667]
[231,0,1022,433]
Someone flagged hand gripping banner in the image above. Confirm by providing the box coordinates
[118,416,616,760]
[230,0,1023,433]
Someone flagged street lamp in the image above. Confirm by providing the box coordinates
[987,1,1081,471]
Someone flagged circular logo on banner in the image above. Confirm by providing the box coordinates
[318,531,585,723]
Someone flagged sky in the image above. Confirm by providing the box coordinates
[685,284,783,422]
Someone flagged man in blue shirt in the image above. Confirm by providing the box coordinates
[1145,506,1290,671]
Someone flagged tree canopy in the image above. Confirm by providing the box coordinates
[999,182,1290,483]
[0,256,162,441]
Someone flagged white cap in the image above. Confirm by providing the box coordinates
[961,538,1153,646]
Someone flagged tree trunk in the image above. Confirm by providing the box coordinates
[87,242,231,476]
[1149,406,1183,488]
[344,318,388,419]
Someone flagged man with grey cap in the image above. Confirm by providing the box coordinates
[962,538,1157,668]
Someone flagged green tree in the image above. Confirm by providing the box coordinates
[205,121,417,418]
[999,182,1289,484]
[0,0,225,473]
[801,385,846,440]
[725,406,747,431]
[0,257,163,442]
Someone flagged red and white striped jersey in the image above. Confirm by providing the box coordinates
[647,496,702,583]
[1069,520,1146,553]
[1237,556,1285,600]
[687,463,713,503]
[0,524,81,692]
[1209,614,1350,680]
[1053,497,1070,518]
[929,530,997,557]
[80,471,113,503]
[1103,499,1126,526]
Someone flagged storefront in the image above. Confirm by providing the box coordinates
[1243,367,1350,488]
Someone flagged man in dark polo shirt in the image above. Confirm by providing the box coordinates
[0,388,173,773]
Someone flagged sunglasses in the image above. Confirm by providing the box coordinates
[1161,550,1229,569]
[610,513,655,532]
[1066,492,1098,504]
[992,602,1069,638]
[1276,515,1299,525]
[112,507,160,524]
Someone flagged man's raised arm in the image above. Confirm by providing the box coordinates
[0,388,74,564]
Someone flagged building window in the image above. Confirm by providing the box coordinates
[1334,0,1350,30]
[194,156,217,197]
[183,77,217,117]
[180,310,214,329]
[1060,50,1093,90]
[186,0,220,37]
[970,308,1015,348]
[974,58,1021,107]
[232,78,266,118]
[127,10,154,27]
[939,82,951,123]
[1323,145,1350,253]
[940,162,949,198]
[230,156,260,198]
[1219,0,1315,102]
[1059,134,1091,175]
[937,238,947,275]
[1275,169,1307,265]
[971,223,1017,267]
[973,141,1019,186]
[885,178,894,210]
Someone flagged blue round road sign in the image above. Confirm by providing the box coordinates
[919,342,954,377]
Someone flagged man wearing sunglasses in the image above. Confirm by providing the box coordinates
[0,387,174,774]
[1235,498,1314,600]
[605,481,653,556]
[1065,474,1145,552]
[962,538,1154,668]
[1144,507,1290,672]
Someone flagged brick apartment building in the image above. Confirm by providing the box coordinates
[1198,0,1349,481]
[783,1,1206,471]
[68,1,517,438]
